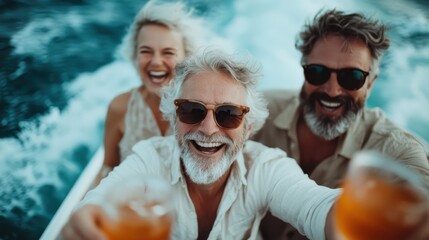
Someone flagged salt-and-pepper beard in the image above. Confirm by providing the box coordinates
[176,127,247,185]
[300,89,364,140]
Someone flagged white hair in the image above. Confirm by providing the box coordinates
[120,1,206,63]
[160,49,269,136]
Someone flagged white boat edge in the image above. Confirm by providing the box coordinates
[40,147,104,240]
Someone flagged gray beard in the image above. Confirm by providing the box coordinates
[300,89,364,141]
[303,104,359,140]
[177,130,246,185]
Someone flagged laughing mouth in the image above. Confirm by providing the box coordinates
[319,99,342,109]
[149,71,168,83]
[191,140,225,154]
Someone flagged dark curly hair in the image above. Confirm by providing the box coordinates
[296,9,390,77]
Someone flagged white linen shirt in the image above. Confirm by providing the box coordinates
[81,136,340,240]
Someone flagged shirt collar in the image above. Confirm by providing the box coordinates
[273,96,301,130]
[171,137,183,185]
[234,149,248,186]
[338,110,367,159]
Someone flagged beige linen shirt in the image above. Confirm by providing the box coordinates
[81,135,340,240]
[252,89,429,240]
[252,89,429,189]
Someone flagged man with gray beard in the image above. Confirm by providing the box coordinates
[61,49,341,240]
[252,9,429,240]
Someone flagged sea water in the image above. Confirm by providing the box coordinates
[0,0,428,239]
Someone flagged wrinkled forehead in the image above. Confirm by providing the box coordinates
[180,70,247,105]
[308,34,372,71]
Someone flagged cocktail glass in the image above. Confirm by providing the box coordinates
[334,151,429,240]
[100,176,174,240]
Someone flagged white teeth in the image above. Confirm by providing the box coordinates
[195,141,223,148]
[149,71,167,77]
[149,71,168,83]
[320,100,341,108]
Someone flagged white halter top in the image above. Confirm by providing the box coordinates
[118,88,172,161]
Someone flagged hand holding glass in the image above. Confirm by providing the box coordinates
[99,176,174,240]
[334,151,429,240]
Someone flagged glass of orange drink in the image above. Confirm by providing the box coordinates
[100,176,174,240]
[334,151,429,240]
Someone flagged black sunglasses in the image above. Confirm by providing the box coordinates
[303,64,369,91]
[174,99,250,129]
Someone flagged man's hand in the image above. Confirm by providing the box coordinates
[61,204,107,240]
[409,208,429,240]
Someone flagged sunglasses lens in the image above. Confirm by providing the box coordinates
[304,65,331,85]
[175,99,248,129]
[176,101,206,124]
[304,64,368,91]
[215,105,245,128]
[338,69,367,90]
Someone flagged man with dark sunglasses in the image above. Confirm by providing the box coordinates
[253,9,429,240]
[61,50,341,240]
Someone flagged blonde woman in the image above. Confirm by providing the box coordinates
[102,1,206,176]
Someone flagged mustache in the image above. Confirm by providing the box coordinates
[309,92,352,104]
[301,91,361,113]
[183,131,233,145]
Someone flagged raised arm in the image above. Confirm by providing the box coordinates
[255,149,340,240]
[62,152,150,240]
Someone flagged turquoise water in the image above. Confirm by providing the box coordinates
[0,0,428,239]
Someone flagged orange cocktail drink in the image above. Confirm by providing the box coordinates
[101,202,173,240]
[99,176,175,240]
[334,151,428,240]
